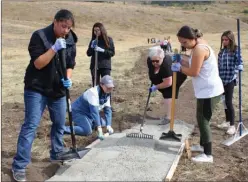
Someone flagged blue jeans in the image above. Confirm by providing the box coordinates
[12,90,66,172]
[64,112,106,136]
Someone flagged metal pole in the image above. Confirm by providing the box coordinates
[237,18,242,136]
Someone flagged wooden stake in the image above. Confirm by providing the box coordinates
[184,139,191,159]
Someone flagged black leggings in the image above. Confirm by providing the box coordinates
[224,80,235,126]
[91,68,111,87]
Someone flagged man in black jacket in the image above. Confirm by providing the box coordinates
[12,9,77,182]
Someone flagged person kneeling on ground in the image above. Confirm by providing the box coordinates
[64,75,114,140]
[147,46,187,125]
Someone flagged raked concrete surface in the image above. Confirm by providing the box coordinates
[46,118,194,181]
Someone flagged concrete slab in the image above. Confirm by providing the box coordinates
[46,119,194,181]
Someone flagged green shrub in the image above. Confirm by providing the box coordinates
[243,9,248,14]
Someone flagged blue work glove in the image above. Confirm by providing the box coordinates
[171,62,181,72]
[91,40,97,49]
[95,46,105,53]
[51,38,66,52]
[149,85,158,92]
[97,127,104,140]
[172,54,182,63]
[61,78,72,89]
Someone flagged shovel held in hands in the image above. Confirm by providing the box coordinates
[159,48,182,142]
[93,35,99,87]
[58,49,91,160]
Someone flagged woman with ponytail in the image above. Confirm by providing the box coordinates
[171,25,224,163]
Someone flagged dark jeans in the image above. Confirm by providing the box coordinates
[224,80,235,126]
[64,113,107,136]
[12,90,66,172]
[197,95,221,155]
[91,68,111,87]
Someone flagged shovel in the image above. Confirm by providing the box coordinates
[58,49,91,161]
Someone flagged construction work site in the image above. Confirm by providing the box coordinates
[2,1,248,181]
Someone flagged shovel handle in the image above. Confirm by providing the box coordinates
[93,36,99,87]
[170,72,177,130]
[59,49,77,149]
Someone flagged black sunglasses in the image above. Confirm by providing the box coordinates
[151,60,159,63]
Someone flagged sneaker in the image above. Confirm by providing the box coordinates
[217,121,230,129]
[159,117,170,125]
[12,170,26,182]
[191,145,204,152]
[226,125,236,135]
[191,153,213,163]
[107,125,114,134]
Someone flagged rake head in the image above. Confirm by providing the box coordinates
[126,132,153,139]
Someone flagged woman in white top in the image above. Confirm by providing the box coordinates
[171,26,224,163]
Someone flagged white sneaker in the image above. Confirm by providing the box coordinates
[226,125,236,135]
[217,121,230,129]
[191,153,213,163]
[191,145,204,152]
[107,126,114,134]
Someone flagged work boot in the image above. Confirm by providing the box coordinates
[12,170,26,182]
[50,148,77,162]
[191,153,213,163]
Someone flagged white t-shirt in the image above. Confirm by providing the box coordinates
[189,44,224,99]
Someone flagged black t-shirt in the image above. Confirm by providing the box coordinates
[147,55,187,91]
[147,55,173,86]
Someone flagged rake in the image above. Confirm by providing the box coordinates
[126,83,154,139]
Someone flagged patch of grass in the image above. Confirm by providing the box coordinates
[164,18,181,23]
[243,9,248,14]
[3,52,15,60]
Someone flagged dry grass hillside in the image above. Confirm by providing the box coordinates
[2,1,248,181]
[2,1,248,103]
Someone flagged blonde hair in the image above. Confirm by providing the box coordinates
[148,46,165,59]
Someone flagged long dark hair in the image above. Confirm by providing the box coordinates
[220,30,237,53]
[177,25,203,40]
[54,9,75,28]
[91,22,110,48]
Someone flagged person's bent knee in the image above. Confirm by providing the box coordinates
[84,129,93,136]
